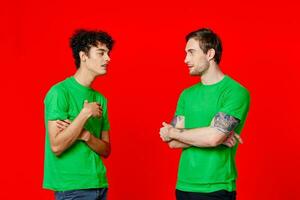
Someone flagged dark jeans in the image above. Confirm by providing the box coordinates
[55,188,108,200]
[176,189,236,200]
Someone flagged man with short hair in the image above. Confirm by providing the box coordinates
[43,29,114,200]
[160,28,250,200]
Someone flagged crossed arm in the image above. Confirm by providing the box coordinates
[159,112,242,149]
[48,101,110,157]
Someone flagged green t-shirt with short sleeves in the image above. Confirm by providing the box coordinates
[43,76,110,191]
[175,75,250,193]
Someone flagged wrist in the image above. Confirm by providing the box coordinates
[169,128,182,139]
[80,108,92,119]
[82,131,91,142]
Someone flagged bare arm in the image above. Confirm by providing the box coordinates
[83,131,111,158]
[160,112,242,148]
[48,100,102,156]
[160,116,191,149]
[167,139,190,149]
[56,121,110,158]
[169,112,241,147]
[169,127,226,147]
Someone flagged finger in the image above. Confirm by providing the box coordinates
[223,141,230,147]
[57,124,65,130]
[161,137,167,142]
[57,124,66,130]
[160,129,166,135]
[84,100,88,106]
[56,123,63,129]
[162,122,171,127]
[228,140,233,147]
[234,133,243,144]
[230,137,236,146]
[226,139,232,147]
[64,119,71,124]
[159,128,165,134]
[231,137,236,146]
[58,120,69,127]
[226,137,234,147]
[161,136,169,142]
[56,120,65,126]
[60,120,69,126]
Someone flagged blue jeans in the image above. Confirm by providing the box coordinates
[55,188,108,200]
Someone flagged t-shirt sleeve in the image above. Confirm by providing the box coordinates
[219,87,250,122]
[44,86,68,120]
[175,91,185,116]
[101,99,110,131]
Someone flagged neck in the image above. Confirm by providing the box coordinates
[201,62,225,85]
[73,67,95,87]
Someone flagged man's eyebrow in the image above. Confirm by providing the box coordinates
[96,48,108,52]
[186,49,196,52]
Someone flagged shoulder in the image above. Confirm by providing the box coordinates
[44,79,69,101]
[223,76,250,101]
[181,83,200,96]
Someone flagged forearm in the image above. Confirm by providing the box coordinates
[51,110,90,155]
[170,127,225,147]
[86,134,111,158]
[168,139,191,149]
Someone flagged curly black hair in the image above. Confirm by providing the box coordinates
[186,28,222,64]
[70,29,114,69]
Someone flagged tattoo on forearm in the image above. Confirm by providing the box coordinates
[211,112,240,135]
[171,117,178,127]
[171,115,185,128]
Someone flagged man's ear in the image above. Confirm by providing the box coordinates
[206,48,215,61]
[79,51,87,62]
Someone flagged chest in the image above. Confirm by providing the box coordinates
[184,89,225,128]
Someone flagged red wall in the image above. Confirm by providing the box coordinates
[1,0,299,199]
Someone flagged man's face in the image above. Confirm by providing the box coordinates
[184,38,209,76]
[85,42,110,76]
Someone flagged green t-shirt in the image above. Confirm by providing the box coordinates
[175,75,250,193]
[43,77,110,191]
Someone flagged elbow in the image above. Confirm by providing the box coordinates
[207,136,223,147]
[208,140,219,147]
[101,150,110,158]
[101,146,111,158]
[51,145,63,157]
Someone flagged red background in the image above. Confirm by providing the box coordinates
[1,0,300,199]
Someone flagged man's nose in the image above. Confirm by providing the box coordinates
[106,55,111,62]
[184,55,189,64]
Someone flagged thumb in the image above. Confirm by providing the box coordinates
[84,100,88,105]
[162,122,171,127]
[234,133,243,144]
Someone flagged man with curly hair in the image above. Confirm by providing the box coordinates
[160,28,250,200]
[43,29,114,200]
